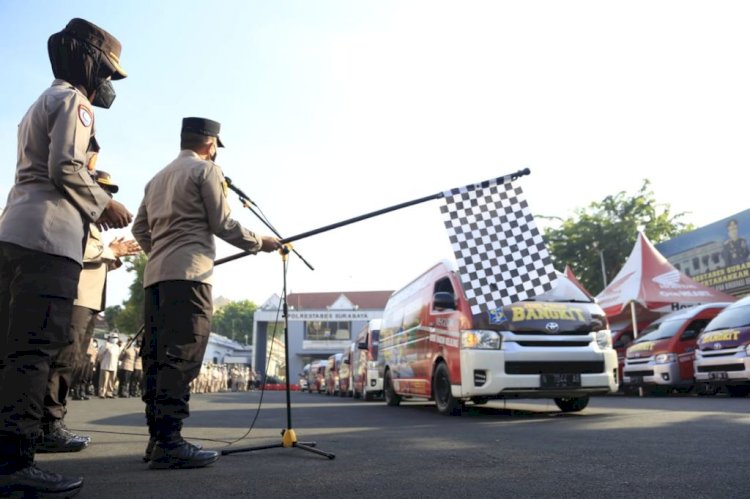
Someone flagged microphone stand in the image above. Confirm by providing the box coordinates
[217,177,334,460]
[223,177,314,271]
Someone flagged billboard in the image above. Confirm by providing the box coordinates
[656,209,750,297]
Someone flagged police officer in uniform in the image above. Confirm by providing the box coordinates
[0,19,132,496]
[132,117,281,469]
[721,219,749,267]
[37,170,140,454]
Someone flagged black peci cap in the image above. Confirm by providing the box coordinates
[181,117,225,147]
[61,18,127,80]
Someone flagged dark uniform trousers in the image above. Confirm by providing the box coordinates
[71,306,98,391]
[0,242,79,463]
[45,305,96,420]
[142,280,212,442]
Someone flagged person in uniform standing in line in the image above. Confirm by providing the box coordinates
[97,332,121,398]
[38,169,140,453]
[132,117,281,469]
[0,18,132,496]
[118,337,137,397]
[129,340,144,398]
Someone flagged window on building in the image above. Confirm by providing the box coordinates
[712,253,720,264]
[305,321,351,340]
[692,257,699,271]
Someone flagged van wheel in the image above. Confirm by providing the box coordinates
[554,396,589,412]
[384,370,401,407]
[433,362,462,416]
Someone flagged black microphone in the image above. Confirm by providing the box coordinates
[224,176,256,206]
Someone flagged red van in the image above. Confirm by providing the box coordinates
[338,344,355,397]
[325,353,344,396]
[379,261,618,415]
[306,359,327,393]
[622,303,731,394]
[352,319,382,401]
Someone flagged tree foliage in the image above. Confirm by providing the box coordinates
[111,253,147,337]
[542,179,693,296]
[213,300,258,343]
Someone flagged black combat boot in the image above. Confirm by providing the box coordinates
[36,420,89,453]
[0,436,84,496]
[148,430,218,470]
[143,437,203,463]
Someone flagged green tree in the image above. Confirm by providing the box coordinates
[213,300,258,343]
[542,179,693,295]
[104,305,122,331]
[112,253,148,336]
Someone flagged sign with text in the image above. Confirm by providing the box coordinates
[656,209,750,297]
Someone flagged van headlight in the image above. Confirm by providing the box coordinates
[596,331,612,349]
[745,344,750,356]
[655,353,677,364]
[461,330,502,349]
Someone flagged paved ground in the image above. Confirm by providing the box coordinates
[40,390,750,498]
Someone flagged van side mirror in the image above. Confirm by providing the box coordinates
[433,291,456,310]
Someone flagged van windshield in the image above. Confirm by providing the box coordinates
[704,304,750,331]
[633,320,682,343]
[526,275,592,303]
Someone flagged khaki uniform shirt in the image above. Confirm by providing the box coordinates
[75,224,120,310]
[0,80,112,264]
[119,345,136,371]
[132,150,261,287]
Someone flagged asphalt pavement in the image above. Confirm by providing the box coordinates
[41,389,750,499]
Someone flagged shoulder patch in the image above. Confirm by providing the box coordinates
[222,180,229,198]
[78,104,93,127]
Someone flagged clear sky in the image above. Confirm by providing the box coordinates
[2,1,749,308]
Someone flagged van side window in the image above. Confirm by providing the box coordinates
[432,277,456,311]
[681,319,709,341]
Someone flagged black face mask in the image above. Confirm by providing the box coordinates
[92,79,116,108]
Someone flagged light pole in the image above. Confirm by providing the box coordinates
[599,250,607,288]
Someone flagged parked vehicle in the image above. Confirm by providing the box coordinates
[325,353,344,396]
[378,261,618,416]
[306,359,327,393]
[298,363,311,392]
[338,343,355,397]
[622,303,731,394]
[352,319,382,401]
[609,318,652,385]
[694,296,750,397]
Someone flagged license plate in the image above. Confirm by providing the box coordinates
[541,373,581,389]
[630,376,643,385]
[708,372,728,380]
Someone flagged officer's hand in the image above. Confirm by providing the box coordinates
[259,236,283,253]
[109,237,141,257]
[97,199,133,230]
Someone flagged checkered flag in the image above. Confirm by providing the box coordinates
[440,177,556,315]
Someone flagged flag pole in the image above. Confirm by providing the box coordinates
[215,168,531,266]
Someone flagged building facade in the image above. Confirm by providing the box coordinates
[252,290,393,381]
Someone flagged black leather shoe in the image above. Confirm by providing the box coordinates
[148,440,218,470]
[143,438,204,463]
[36,422,89,453]
[0,463,83,497]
